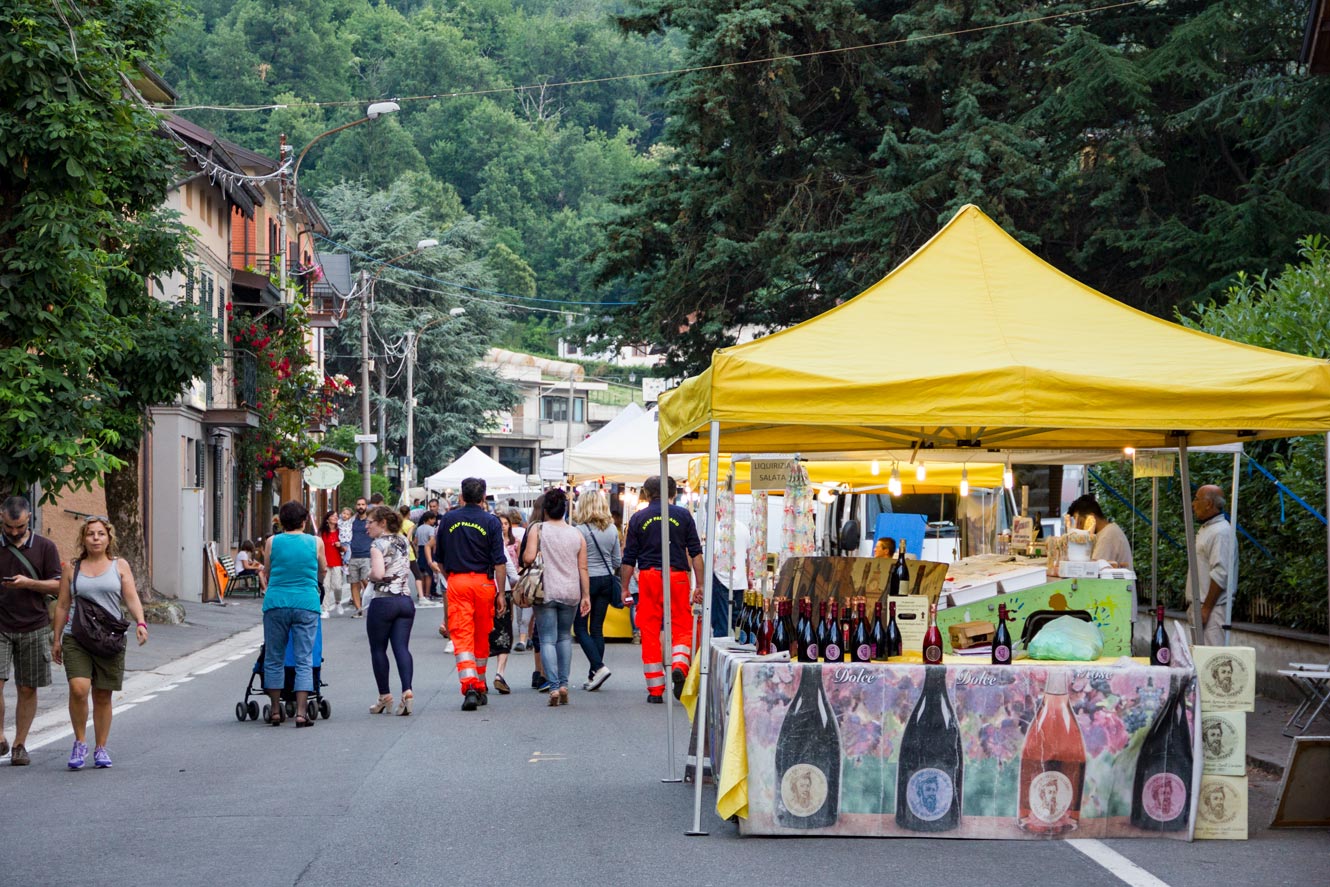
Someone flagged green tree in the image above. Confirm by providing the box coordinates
[0,1,190,495]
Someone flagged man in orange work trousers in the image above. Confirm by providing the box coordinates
[620,475,704,704]
[433,477,507,711]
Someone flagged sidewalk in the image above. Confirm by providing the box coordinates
[1246,692,1319,776]
[2,599,264,723]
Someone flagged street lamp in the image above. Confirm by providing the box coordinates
[281,101,401,300]
[358,237,439,499]
[404,306,467,490]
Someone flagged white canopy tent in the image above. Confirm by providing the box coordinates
[562,404,690,483]
[423,446,529,494]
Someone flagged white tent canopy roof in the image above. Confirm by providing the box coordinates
[423,446,528,493]
[563,405,689,482]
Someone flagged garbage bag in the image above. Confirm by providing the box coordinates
[1027,615,1104,661]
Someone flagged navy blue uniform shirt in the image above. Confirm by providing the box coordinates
[622,501,702,572]
[434,505,505,577]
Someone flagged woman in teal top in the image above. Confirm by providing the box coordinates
[260,500,327,727]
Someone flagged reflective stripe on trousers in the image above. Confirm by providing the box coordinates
[447,573,496,694]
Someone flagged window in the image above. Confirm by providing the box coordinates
[498,447,533,476]
[541,395,585,423]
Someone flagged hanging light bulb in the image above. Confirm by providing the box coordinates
[817,487,835,504]
[959,465,970,498]
[888,464,902,496]
[871,459,881,476]
[1003,457,1014,490]
[1123,446,1135,457]
[915,462,926,482]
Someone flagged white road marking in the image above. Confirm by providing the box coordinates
[1067,839,1172,887]
[135,695,158,702]
[22,624,264,752]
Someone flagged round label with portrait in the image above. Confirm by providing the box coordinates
[905,767,954,822]
[780,763,829,818]
[1029,771,1073,824]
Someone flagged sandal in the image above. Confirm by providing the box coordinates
[296,716,315,728]
[268,709,285,727]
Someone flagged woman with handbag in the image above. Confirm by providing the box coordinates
[51,517,148,769]
[364,506,416,715]
[573,491,620,691]
[519,489,589,706]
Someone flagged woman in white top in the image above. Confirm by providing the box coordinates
[51,517,149,769]
[365,505,416,716]
[520,489,589,706]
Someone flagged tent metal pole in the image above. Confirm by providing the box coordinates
[687,421,721,836]
[1224,451,1241,646]
[1150,475,1159,609]
[1177,438,1205,644]
[661,452,680,783]
[1325,434,1329,642]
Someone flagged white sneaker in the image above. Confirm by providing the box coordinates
[320,610,330,619]
[444,640,455,654]
[587,666,612,691]
[335,604,345,616]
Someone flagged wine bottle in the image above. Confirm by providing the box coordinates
[782,598,797,655]
[886,600,903,659]
[839,600,853,650]
[823,600,844,663]
[1130,674,1193,831]
[1017,669,1086,834]
[771,599,792,656]
[758,599,774,655]
[1150,605,1171,666]
[743,592,757,644]
[922,602,943,664]
[798,599,820,662]
[992,603,1013,665]
[895,666,963,832]
[888,539,909,596]
[851,601,872,662]
[871,601,887,661]
[775,668,842,828]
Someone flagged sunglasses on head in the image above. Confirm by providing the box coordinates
[83,515,109,523]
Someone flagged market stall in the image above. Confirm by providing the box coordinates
[655,204,1330,835]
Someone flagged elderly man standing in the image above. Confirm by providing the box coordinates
[1192,484,1236,646]
[0,496,62,766]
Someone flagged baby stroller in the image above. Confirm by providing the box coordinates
[234,616,331,723]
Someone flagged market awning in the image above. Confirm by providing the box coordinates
[686,455,1004,494]
[658,205,1330,454]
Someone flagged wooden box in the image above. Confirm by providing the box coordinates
[948,620,995,649]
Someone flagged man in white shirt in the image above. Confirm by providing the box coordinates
[711,519,750,638]
[1192,484,1235,646]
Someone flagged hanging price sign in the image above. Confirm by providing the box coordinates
[750,459,790,492]
[1134,452,1175,478]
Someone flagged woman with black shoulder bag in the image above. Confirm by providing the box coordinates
[51,517,148,770]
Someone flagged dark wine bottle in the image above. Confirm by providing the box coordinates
[922,602,943,664]
[771,599,792,656]
[888,539,909,596]
[1130,675,1193,831]
[886,600,903,659]
[813,600,830,657]
[839,600,853,651]
[775,668,842,828]
[823,600,844,663]
[851,601,872,662]
[797,599,819,662]
[757,599,774,655]
[782,598,797,655]
[741,592,756,644]
[871,601,887,661]
[1017,669,1086,834]
[895,666,962,832]
[1150,605,1171,666]
[992,603,1013,665]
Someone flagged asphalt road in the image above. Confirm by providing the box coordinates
[1,611,1325,887]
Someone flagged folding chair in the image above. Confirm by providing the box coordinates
[219,553,263,598]
[1280,662,1330,737]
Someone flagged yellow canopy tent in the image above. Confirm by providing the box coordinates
[686,455,1003,495]
[657,205,1330,831]
[659,205,1330,455]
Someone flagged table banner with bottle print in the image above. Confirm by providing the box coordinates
[731,658,1201,839]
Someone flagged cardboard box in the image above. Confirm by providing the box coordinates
[1200,711,1246,776]
[948,621,995,649]
[1195,774,1248,840]
[1194,646,1256,712]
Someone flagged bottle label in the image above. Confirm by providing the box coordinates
[904,768,954,822]
[780,763,829,818]
[856,644,871,661]
[924,644,942,663]
[1141,773,1186,822]
[807,644,819,660]
[993,644,1011,663]
[1155,647,1170,665]
[1028,770,1074,824]
[825,644,841,661]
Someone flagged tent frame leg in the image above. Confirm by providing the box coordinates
[661,452,681,784]
[686,421,721,836]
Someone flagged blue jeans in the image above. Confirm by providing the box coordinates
[573,575,615,674]
[535,601,576,690]
[366,594,415,695]
[263,607,319,692]
[711,575,736,639]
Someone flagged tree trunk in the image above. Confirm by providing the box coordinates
[104,442,157,601]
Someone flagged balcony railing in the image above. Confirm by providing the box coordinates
[205,349,258,410]
[477,416,544,439]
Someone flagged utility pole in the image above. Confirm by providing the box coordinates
[378,360,387,489]
[566,369,575,453]
[405,333,416,491]
[360,270,372,500]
